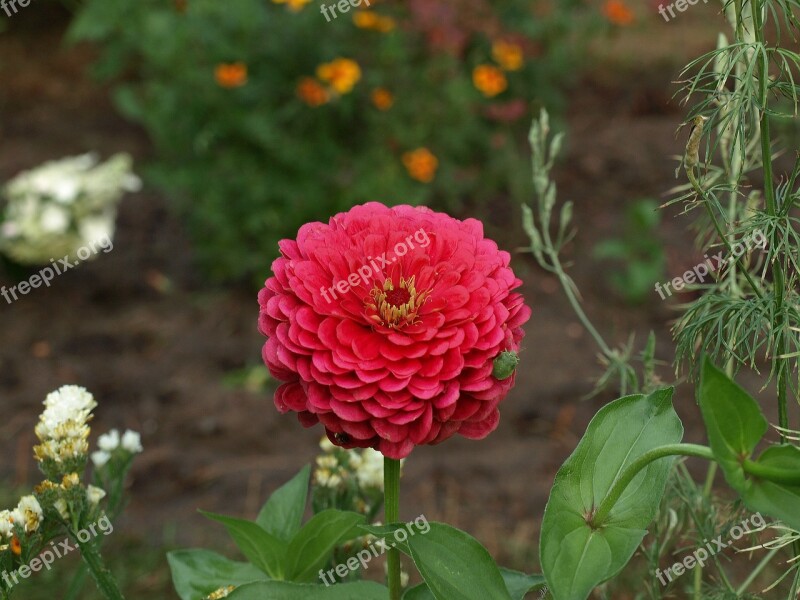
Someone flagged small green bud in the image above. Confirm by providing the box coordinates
[492,351,519,380]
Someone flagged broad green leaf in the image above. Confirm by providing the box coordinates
[699,357,767,491]
[167,549,268,600]
[284,510,365,583]
[227,580,388,599]
[256,465,311,542]
[540,388,683,600]
[499,568,547,599]
[743,445,800,530]
[401,521,512,600]
[404,568,545,600]
[201,511,286,579]
[359,522,412,555]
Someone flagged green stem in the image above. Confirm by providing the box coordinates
[743,458,800,485]
[736,545,781,595]
[591,444,714,527]
[384,457,402,600]
[749,0,789,441]
[593,443,800,528]
[73,534,125,600]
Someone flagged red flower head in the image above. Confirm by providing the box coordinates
[258,203,531,459]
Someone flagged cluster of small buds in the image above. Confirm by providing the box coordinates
[33,386,97,477]
[91,428,143,468]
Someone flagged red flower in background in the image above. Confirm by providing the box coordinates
[258,203,531,459]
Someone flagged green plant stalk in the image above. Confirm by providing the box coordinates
[736,545,782,594]
[591,444,714,527]
[384,457,402,600]
[73,534,125,600]
[749,0,790,441]
[591,443,800,527]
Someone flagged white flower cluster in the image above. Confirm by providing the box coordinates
[33,386,97,465]
[313,438,401,492]
[0,153,140,265]
[0,495,43,542]
[91,429,143,468]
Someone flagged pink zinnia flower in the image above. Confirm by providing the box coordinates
[258,203,531,459]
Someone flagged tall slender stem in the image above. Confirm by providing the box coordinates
[749,0,789,441]
[74,534,125,600]
[384,457,402,600]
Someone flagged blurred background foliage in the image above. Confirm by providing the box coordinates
[61,0,602,281]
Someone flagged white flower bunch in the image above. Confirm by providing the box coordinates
[0,496,43,545]
[0,153,140,265]
[33,386,97,466]
[91,428,143,468]
[313,438,404,493]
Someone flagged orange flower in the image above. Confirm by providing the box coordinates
[603,0,635,25]
[472,65,507,97]
[297,77,329,107]
[272,0,312,11]
[492,41,524,71]
[316,58,361,95]
[371,88,394,110]
[10,534,21,556]
[214,62,248,88]
[402,148,439,183]
[353,11,396,32]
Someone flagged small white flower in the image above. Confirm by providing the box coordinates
[319,437,335,453]
[86,485,107,505]
[0,221,20,239]
[39,205,70,234]
[34,386,96,464]
[121,430,143,454]
[91,450,111,468]
[355,449,386,490]
[51,180,80,204]
[16,496,43,533]
[98,429,120,452]
[0,511,15,539]
[315,455,337,470]
[54,499,70,521]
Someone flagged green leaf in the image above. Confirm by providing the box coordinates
[540,388,683,600]
[400,522,512,600]
[699,357,767,491]
[201,511,287,579]
[284,510,365,583]
[167,549,268,600]
[256,465,310,542]
[499,568,547,599]
[405,568,546,600]
[743,445,800,530]
[359,523,412,555]
[226,580,388,599]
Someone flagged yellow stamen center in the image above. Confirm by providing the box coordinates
[368,276,429,329]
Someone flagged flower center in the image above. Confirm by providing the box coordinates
[367,276,429,329]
